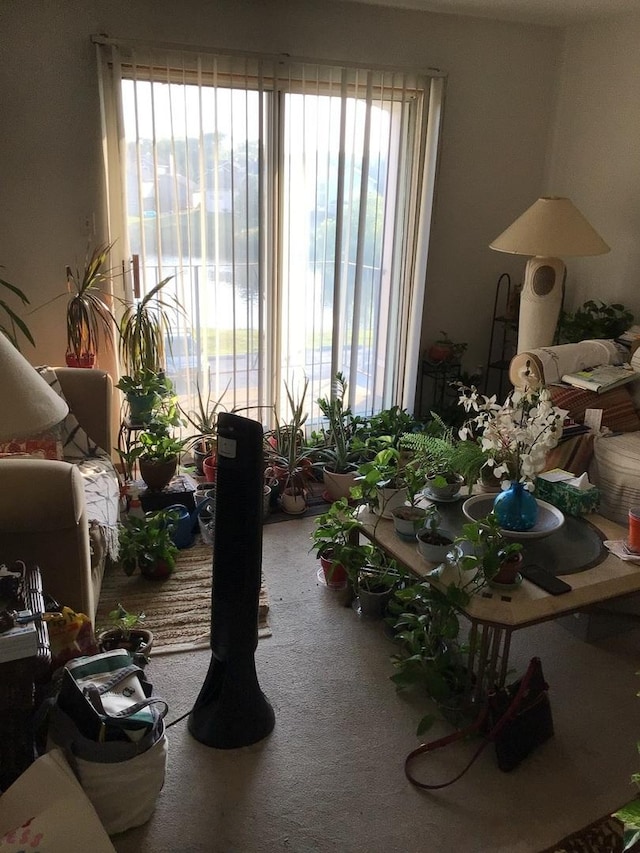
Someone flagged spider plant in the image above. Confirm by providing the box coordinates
[64,241,117,363]
[118,276,182,377]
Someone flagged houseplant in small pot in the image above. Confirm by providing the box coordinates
[426,331,467,365]
[315,371,365,502]
[116,368,174,427]
[181,377,227,475]
[118,276,181,377]
[265,378,315,514]
[98,602,153,664]
[355,447,408,519]
[390,461,428,539]
[118,508,180,580]
[357,550,404,619]
[119,410,187,492]
[415,504,456,563]
[310,497,363,589]
[454,512,523,588]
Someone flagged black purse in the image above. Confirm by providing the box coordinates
[405,657,553,789]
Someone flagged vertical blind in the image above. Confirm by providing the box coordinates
[96,38,444,428]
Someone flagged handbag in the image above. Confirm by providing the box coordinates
[46,650,169,835]
[404,657,553,789]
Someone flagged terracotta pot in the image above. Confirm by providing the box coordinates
[319,553,347,588]
[202,454,217,483]
[427,343,454,363]
[139,455,178,491]
[140,558,173,581]
[491,551,524,586]
[65,351,96,368]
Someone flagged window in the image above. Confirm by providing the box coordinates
[97,41,444,427]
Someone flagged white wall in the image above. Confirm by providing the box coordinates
[0,0,560,392]
[546,11,640,318]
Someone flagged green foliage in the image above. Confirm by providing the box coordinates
[315,372,367,473]
[118,276,182,376]
[454,513,522,583]
[107,603,146,639]
[360,406,423,452]
[0,268,34,350]
[118,509,180,577]
[64,242,117,359]
[264,378,315,494]
[181,375,228,452]
[116,368,174,399]
[557,300,633,344]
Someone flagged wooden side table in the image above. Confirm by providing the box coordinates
[0,563,51,792]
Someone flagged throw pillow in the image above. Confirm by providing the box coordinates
[549,385,640,433]
[36,366,100,460]
[0,431,63,461]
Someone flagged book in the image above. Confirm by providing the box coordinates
[561,363,639,394]
[0,610,38,663]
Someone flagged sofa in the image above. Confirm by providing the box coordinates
[509,339,640,525]
[0,367,120,621]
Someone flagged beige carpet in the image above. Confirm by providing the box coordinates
[95,536,270,653]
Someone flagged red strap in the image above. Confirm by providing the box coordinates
[404,657,542,790]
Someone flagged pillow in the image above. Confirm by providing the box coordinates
[36,366,100,460]
[549,384,640,433]
[0,431,63,460]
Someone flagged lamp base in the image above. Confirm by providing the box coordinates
[516,256,565,353]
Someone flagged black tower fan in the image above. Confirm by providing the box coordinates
[188,412,275,748]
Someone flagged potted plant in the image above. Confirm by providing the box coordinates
[427,331,468,365]
[0,267,35,350]
[388,580,472,733]
[180,377,227,475]
[315,371,365,501]
[118,275,182,378]
[354,447,409,518]
[118,508,180,580]
[415,504,456,563]
[119,411,187,492]
[310,497,363,588]
[97,602,153,664]
[265,379,314,514]
[454,512,523,587]
[357,550,404,620]
[63,242,117,367]
[556,299,633,344]
[390,461,428,538]
[400,426,465,501]
[116,368,175,427]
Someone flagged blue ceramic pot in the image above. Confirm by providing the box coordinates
[493,482,538,531]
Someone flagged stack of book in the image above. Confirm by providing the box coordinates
[0,610,38,664]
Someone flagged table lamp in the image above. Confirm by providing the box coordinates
[0,333,68,441]
[490,196,610,353]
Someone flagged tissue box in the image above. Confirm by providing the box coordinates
[535,475,600,516]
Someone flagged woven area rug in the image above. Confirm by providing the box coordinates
[95,536,270,654]
[542,814,628,853]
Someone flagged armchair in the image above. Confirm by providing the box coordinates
[0,368,118,620]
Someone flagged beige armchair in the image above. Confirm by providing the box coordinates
[0,368,115,620]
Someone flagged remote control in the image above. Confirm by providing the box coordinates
[521,564,572,595]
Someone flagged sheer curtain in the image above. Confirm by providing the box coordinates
[95,38,444,427]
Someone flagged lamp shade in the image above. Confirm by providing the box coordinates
[490,197,610,258]
[0,334,68,441]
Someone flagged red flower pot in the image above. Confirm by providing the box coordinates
[203,455,217,482]
[320,554,347,589]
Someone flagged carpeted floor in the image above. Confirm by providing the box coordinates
[110,516,640,853]
[95,536,270,652]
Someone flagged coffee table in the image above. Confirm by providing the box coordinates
[357,506,639,703]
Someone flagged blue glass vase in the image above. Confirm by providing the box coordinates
[493,482,538,531]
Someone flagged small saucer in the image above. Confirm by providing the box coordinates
[422,487,463,504]
[623,541,640,557]
[488,572,523,591]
